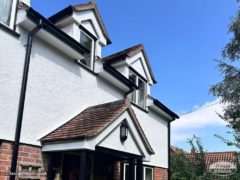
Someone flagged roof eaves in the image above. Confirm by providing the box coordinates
[103,63,138,90]
[73,2,111,44]
[103,44,157,84]
[48,6,74,23]
[26,8,89,54]
[149,96,179,120]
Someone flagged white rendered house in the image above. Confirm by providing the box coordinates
[0,1,178,180]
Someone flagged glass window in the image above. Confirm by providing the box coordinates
[124,164,129,180]
[144,167,153,180]
[80,31,93,68]
[0,0,13,26]
[138,78,146,108]
[128,72,137,103]
[128,70,146,109]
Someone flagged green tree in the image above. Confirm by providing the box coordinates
[171,135,213,180]
[210,2,240,148]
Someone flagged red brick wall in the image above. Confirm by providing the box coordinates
[154,167,168,180]
[113,161,121,180]
[0,140,48,180]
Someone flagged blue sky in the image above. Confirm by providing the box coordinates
[31,0,238,152]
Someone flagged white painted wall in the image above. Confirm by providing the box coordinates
[98,125,142,156]
[0,29,26,141]
[0,10,171,168]
[0,27,123,146]
[132,106,169,168]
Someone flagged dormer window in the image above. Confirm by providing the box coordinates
[80,31,94,68]
[0,0,17,28]
[128,70,146,109]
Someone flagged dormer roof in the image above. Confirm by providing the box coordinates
[49,1,111,44]
[103,44,157,84]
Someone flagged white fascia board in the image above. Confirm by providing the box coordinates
[72,11,107,46]
[147,97,172,121]
[41,139,95,152]
[95,61,131,92]
[16,11,84,60]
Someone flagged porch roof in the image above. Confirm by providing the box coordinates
[40,99,154,154]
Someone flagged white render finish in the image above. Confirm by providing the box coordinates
[0,28,26,141]
[0,4,176,169]
[132,106,169,168]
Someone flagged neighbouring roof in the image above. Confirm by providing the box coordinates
[186,151,238,169]
[170,146,187,153]
[49,1,111,44]
[102,44,157,84]
[40,99,154,154]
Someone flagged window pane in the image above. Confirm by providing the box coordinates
[128,72,137,103]
[80,32,92,50]
[0,0,13,25]
[124,164,129,180]
[138,79,145,108]
[145,168,153,180]
[80,32,92,68]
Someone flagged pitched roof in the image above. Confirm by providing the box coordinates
[40,99,154,154]
[49,2,111,44]
[102,44,157,84]
[186,151,238,170]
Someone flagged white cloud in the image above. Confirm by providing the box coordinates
[171,99,227,143]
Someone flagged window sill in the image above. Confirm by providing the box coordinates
[75,60,97,76]
[130,101,149,113]
[0,23,20,38]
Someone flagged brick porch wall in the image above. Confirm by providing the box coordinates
[0,140,48,180]
[154,167,168,180]
[113,161,121,180]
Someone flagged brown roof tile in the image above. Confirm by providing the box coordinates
[102,44,157,84]
[186,151,238,169]
[40,99,154,154]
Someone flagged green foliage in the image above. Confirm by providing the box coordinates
[210,1,240,148]
[171,136,214,180]
[171,136,240,179]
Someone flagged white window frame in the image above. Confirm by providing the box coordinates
[0,0,18,29]
[143,167,153,180]
[128,70,147,109]
[123,163,136,180]
[79,30,94,70]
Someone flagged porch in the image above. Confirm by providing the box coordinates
[40,100,155,180]
[47,147,144,180]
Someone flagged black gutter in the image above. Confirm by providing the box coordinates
[10,21,43,180]
[103,63,138,90]
[27,8,89,54]
[49,5,112,45]
[79,23,98,41]
[152,98,179,120]
[129,66,148,83]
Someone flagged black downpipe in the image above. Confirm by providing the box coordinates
[168,119,174,180]
[10,22,43,180]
